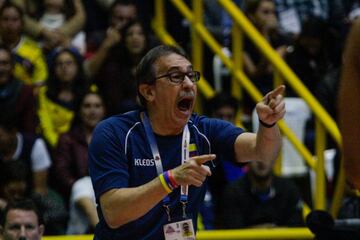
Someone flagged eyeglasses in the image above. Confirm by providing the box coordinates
[155,70,201,84]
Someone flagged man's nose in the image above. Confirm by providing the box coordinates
[19,225,27,239]
[182,75,195,87]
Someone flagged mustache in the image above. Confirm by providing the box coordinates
[179,91,195,98]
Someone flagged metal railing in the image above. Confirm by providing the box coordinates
[43,228,314,240]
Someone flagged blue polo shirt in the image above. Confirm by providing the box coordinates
[89,110,244,240]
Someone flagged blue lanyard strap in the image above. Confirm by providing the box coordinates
[141,112,190,219]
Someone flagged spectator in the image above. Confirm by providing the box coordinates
[338,17,360,219]
[0,161,68,236]
[285,17,332,96]
[53,87,105,200]
[202,93,249,229]
[221,158,304,228]
[346,1,360,23]
[0,161,28,211]
[0,199,44,240]
[10,0,85,50]
[94,19,154,115]
[84,0,138,77]
[66,176,98,235]
[0,44,38,134]
[274,0,346,37]
[37,47,87,147]
[0,113,51,196]
[242,0,290,112]
[206,93,248,184]
[36,0,86,55]
[0,2,48,88]
[204,0,230,44]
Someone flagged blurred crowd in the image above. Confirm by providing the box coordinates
[0,0,359,236]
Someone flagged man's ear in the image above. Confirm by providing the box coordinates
[39,224,45,236]
[139,84,155,102]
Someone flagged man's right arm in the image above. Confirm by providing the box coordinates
[99,177,168,228]
[90,121,215,228]
[99,154,214,228]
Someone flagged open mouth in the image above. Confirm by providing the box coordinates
[177,98,193,113]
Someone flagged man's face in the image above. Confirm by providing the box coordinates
[111,4,137,30]
[0,7,22,38]
[148,53,197,131]
[0,49,12,85]
[3,209,44,240]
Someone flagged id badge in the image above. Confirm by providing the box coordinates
[163,219,195,240]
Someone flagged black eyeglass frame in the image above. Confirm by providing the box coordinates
[154,70,201,84]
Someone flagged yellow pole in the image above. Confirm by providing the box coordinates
[197,228,314,239]
[192,0,203,70]
[154,0,165,28]
[192,0,204,113]
[330,160,345,217]
[152,0,179,47]
[273,71,283,174]
[43,228,314,240]
[231,22,243,100]
[314,120,326,210]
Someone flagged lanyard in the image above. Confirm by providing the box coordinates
[142,112,190,221]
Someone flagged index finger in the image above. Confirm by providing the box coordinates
[269,85,285,99]
[192,154,216,165]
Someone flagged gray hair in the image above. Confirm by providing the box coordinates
[135,45,189,107]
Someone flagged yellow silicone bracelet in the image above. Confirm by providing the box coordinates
[159,174,172,193]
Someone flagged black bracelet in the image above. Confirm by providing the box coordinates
[259,119,276,128]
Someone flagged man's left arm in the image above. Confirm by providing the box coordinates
[234,85,286,164]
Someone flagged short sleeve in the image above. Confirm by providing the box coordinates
[205,118,244,160]
[71,177,95,201]
[31,138,52,171]
[88,120,130,200]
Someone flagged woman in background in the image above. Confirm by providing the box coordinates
[37,47,87,148]
[95,19,155,116]
[53,86,105,234]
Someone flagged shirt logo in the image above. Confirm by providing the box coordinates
[189,143,198,157]
[134,158,155,167]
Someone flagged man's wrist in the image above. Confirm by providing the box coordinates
[159,174,172,193]
[259,119,276,128]
[159,171,179,194]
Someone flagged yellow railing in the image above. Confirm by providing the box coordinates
[43,228,314,240]
[153,0,344,220]
[152,0,344,218]
[216,0,344,216]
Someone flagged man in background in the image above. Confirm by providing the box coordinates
[0,199,44,240]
